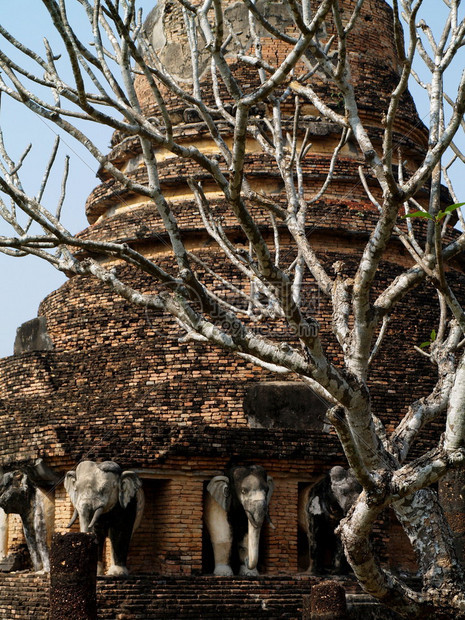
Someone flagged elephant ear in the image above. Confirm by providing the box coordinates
[207,475,231,511]
[266,475,275,504]
[120,471,142,509]
[64,471,77,505]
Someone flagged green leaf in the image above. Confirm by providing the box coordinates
[444,202,465,214]
[430,329,437,342]
[419,341,430,349]
[401,211,434,220]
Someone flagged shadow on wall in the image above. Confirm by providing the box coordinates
[244,382,329,431]
[127,479,170,574]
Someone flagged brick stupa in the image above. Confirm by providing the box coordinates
[0,0,464,616]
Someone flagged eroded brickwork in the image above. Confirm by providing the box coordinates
[0,574,49,619]
[0,2,460,615]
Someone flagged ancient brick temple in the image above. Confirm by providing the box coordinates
[0,0,464,617]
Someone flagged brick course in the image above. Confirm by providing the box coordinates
[0,573,392,619]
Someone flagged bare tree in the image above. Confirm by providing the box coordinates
[0,0,465,616]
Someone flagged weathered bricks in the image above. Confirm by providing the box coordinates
[50,533,98,620]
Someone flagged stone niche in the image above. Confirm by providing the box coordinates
[244,382,329,431]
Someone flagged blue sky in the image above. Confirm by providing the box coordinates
[0,1,464,358]
[0,1,152,357]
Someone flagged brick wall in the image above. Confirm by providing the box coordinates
[0,573,399,619]
[54,486,75,534]
[0,574,49,619]
[127,476,204,575]
[95,575,316,619]
[0,247,458,466]
[265,476,300,574]
[7,514,25,552]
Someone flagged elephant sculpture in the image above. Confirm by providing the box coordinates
[0,470,52,572]
[64,460,144,576]
[204,464,274,576]
[299,466,361,575]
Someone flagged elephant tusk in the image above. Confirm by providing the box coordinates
[266,512,276,530]
[67,508,78,529]
[88,506,104,530]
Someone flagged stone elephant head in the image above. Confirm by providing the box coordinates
[205,464,274,576]
[299,465,361,575]
[64,460,144,576]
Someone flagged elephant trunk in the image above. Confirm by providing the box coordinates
[247,519,262,570]
[246,502,266,570]
[67,508,78,529]
[87,506,104,530]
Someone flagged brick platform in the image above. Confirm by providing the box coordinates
[0,573,403,619]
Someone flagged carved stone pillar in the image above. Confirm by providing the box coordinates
[50,532,98,620]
